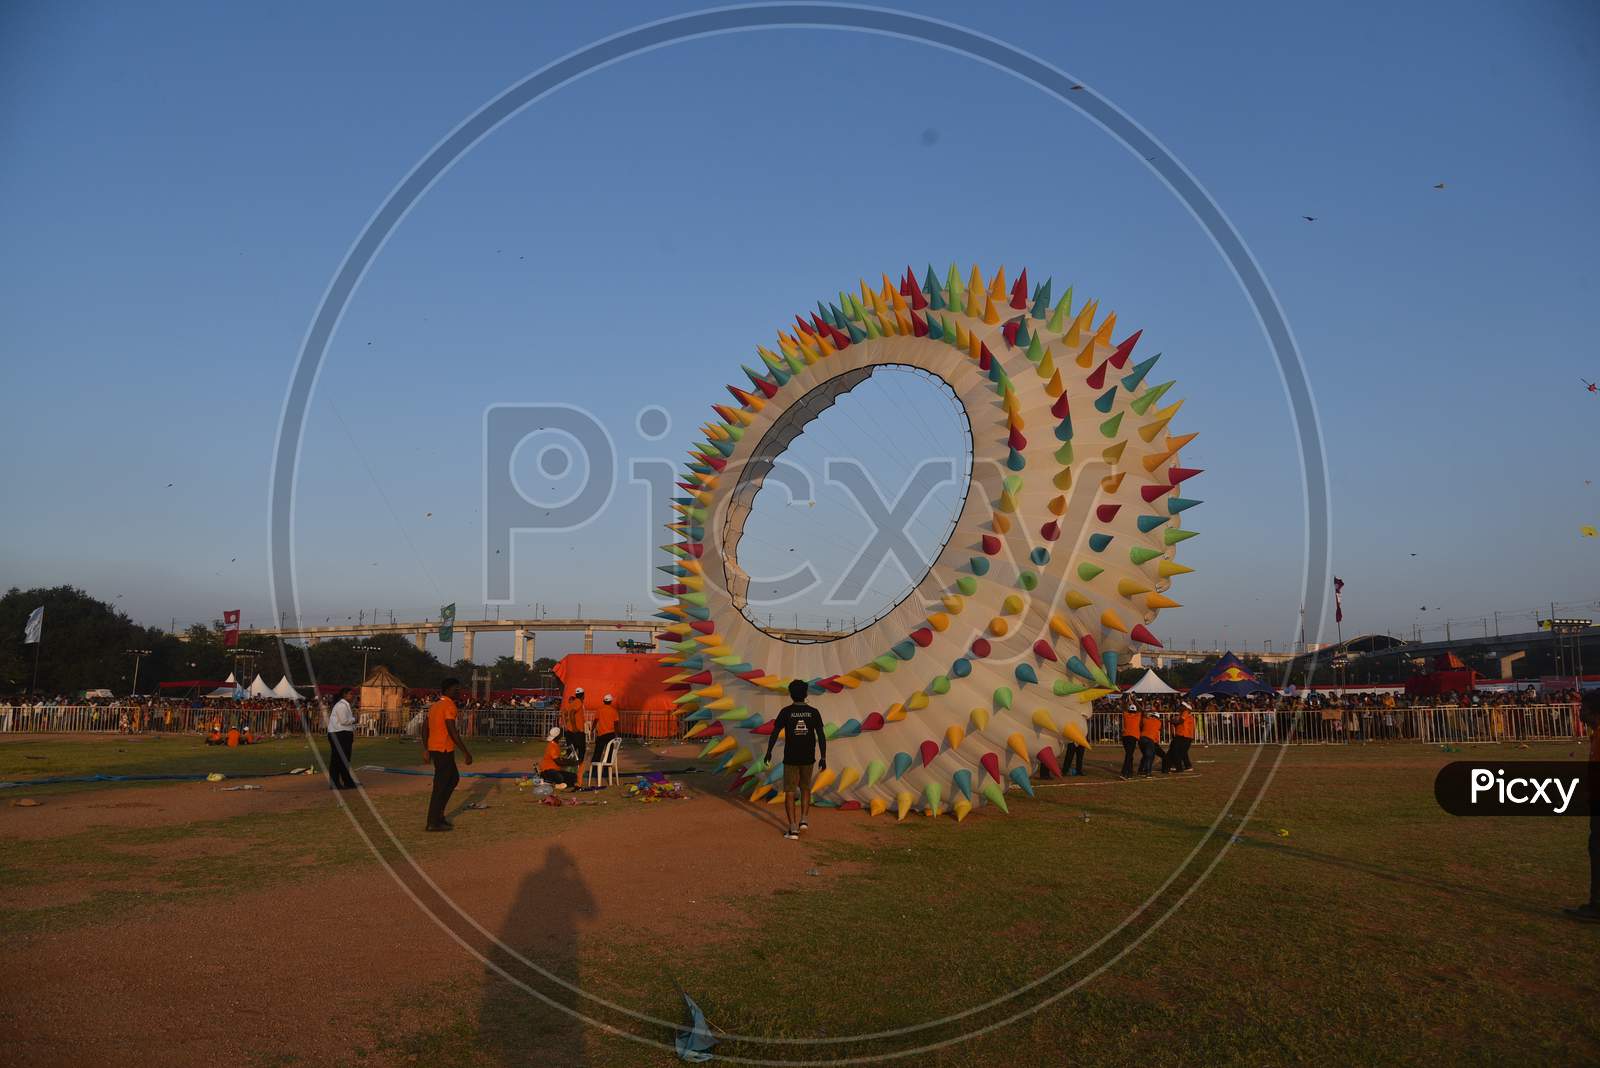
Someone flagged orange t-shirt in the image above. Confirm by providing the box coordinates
[1175,712,1196,738]
[427,696,459,752]
[1121,710,1141,737]
[1140,714,1161,741]
[595,704,619,734]
[538,739,560,773]
[561,698,583,733]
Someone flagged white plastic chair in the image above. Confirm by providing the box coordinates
[358,713,379,737]
[585,737,620,788]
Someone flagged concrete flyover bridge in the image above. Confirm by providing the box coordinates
[243,617,841,664]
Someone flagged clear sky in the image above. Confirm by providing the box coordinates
[3,0,1598,662]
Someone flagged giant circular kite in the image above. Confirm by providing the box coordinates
[664,264,1199,821]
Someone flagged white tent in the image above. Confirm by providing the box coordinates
[270,676,304,701]
[1125,669,1179,695]
[247,674,274,699]
[204,673,240,699]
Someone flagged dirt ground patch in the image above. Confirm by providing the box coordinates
[1,752,881,1067]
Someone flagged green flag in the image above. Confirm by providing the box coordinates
[439,603,456,643]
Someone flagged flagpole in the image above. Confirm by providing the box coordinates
[1333,579,1345,691]
[30,633,42,695]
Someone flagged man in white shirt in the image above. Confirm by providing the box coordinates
[327,688,358,789]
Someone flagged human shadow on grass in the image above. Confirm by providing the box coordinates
[447,775,495,821]
[476,844,597,1066]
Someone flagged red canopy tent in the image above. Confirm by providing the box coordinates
[1404,651,1478,697]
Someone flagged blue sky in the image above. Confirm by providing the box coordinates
[3,0,1597,661]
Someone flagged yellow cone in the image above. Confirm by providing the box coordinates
[1007,733,1029,762]
[1031,708,1057,733]
[945,724,965,750]
[1061,719,1090,749]
[869,797,888,817]
[953,798,973,822]
[896,791,915,822]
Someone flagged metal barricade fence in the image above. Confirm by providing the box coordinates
[1085,705,1583,746]
[0,702,1576,747]
[0,704,338,737]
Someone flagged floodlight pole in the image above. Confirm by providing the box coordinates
[126,648,151,697]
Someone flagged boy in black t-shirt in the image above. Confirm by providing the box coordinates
[764,679,827,840]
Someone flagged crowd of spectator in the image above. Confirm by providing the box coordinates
[1088,686,1589,744]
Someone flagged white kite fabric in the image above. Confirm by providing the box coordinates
[667,265,1199,821]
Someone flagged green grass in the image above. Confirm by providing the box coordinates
[387,742,1599,1067]
[0,734,536,795]
[0,741,607,935]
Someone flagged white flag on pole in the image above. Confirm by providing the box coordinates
[23,606,44,645]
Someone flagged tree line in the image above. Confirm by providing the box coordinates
[0,586,557,695]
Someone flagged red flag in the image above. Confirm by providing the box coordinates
[223,610,240,648]
[1333,578,1344,624]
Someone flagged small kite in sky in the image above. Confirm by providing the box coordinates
[1434,182,1446,190]
[1582,378,1597,393]
[1583,525,1598,539]
[1302,215,1317,222]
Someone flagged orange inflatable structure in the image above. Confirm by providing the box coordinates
[552,653,680,738]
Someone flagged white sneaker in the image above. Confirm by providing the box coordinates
[783,828,799,840]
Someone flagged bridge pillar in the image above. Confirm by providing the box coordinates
[414,631,427,653]
[513,628,525,662]
[462,630,475,663]
[583,627,594,654]
[1498,650,1525,680]
[524,631,536,668]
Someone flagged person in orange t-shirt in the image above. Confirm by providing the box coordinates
[422,678,473,832]
[1565,690,1600,923]
[1168,702,1197,773]
[1137,708,1167,776]
[592,693,620,767]
[1119,704,1141,779]
[537,726,578,788]
[560,688,588,778]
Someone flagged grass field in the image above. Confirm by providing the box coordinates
[2,735,1595,1067]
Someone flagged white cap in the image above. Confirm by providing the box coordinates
[547,727,562,741]
[572,688,585,697]
[603,693,613,704]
